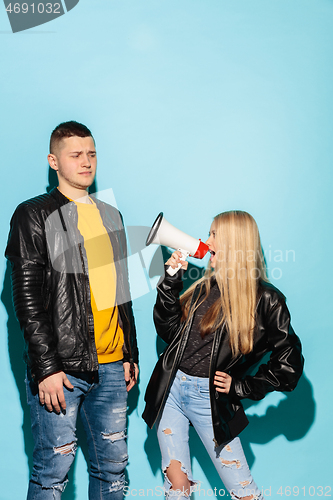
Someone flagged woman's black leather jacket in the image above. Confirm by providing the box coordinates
[142,270,303,446]
[5,188,138,382]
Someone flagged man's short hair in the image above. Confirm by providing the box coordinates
[50,121,93,154]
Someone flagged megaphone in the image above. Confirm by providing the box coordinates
[146,212,209,276]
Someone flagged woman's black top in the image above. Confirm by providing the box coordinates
[179,282,221,378]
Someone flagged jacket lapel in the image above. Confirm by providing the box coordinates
[211,323,242,373]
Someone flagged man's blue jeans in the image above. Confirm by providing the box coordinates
[26,361,128,499]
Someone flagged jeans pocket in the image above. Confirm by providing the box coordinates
[197,382,210,399]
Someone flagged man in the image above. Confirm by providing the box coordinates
[5,121,139,499]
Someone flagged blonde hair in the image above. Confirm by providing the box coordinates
[180,211,268,356]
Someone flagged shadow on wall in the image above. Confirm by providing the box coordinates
[1,171,129,499]
[143,258,315,495]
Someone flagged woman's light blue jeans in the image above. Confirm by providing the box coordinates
[156,370,264,500]
[26,361,128,500]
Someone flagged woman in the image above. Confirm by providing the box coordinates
[142,211,304,500]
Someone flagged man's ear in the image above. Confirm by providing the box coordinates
[48,153,58,171]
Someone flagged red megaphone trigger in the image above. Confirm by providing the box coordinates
[192,239,209,259]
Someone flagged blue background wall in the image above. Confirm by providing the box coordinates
[0,0,332,498]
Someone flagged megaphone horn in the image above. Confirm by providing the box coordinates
[146,212,209,276]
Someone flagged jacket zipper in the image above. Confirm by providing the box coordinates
[78,242,98,371]
[58,202,98,370]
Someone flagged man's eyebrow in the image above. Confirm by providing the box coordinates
[68,150,96,154]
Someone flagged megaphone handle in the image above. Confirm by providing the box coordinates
[166,249,190,276]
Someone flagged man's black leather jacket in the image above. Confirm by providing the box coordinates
[142,270,303,446]
[5,188,138,382]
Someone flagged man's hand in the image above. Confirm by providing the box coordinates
[123,362,139,392]
[38,371,74,414]
[214,371,232,394]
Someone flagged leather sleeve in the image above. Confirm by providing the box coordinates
[153,267,185,345]
[230,293,304,401]
[5,203,63,381]
[122,298,139,365]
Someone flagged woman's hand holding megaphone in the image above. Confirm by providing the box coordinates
[166,250,189,275]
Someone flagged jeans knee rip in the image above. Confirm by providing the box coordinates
[102,430,127,442]
[53,441,76,456]
[230,480,258,500]
[231,496,257,500]
[112,407,127,424]
[112,406,127,414]
[115,416,127,424]
[163,460,198,495]
[220,457,242,469]
[34,479,68,494]
[109,479,125,493]
[67,406,76,418]
[166,490,190,499]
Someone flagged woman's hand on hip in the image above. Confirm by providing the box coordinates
[214,371,232,394]
[166,250,188,270]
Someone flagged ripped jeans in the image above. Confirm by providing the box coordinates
[26,361,128,500]
[156,370,264,500]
